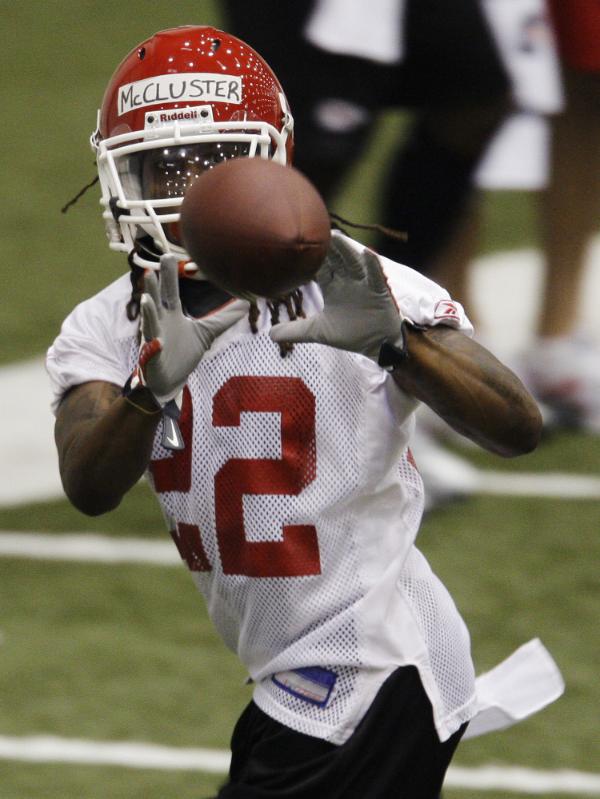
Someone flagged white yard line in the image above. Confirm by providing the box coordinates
[476,471,600,499]
[0,532,180,565]
[0,358,62,506]
[0,735,229,773]
[0,735,598,794]
[445,765,600,795]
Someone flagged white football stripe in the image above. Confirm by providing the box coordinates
[0,532,180,565]
[0,358,62,506]
[445,765,600,795]
[476,471,600,499]
[0,735,228,773]
[0,735,599,794]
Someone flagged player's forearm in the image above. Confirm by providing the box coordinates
[392,326,543,457]
[55,381,161,515]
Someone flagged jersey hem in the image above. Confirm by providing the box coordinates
[253,663,478,746]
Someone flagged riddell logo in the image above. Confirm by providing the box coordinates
[144,105,214,130]
[158,109,201,122]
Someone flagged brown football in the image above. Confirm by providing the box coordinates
[180,157,331,298]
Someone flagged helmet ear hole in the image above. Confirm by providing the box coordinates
[138,47,145,60]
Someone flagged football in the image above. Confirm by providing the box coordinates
[180,157,331,298]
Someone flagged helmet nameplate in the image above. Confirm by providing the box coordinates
[118,72,242,116]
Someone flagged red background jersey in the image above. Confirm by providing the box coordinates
[548,0,600,71]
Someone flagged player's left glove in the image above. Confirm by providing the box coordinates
[269,232,410,365]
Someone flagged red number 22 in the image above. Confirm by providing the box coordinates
[151,376,321,577]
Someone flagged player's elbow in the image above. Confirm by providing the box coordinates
[68,490,122,517]
[61,473,123,517]
[497,399,543,458]
[73,494,122,517]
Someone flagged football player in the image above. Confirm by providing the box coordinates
[48,26,545,799]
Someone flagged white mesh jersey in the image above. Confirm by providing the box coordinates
[47,234,477,744]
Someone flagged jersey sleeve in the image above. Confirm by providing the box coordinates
[382,254,474,336]
[337,232,474,336]
[46,276,137,414]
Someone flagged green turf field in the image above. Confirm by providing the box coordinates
[1,2,598,797]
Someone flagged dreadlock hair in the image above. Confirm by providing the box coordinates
[126,249,145,322]
[124,235,164,321]
[328,212,408,244]
[266,289,305,357]
[61,173,149,324]
[245,289,306,358]
[60,174,99,214]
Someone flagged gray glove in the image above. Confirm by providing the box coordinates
[138,254,248,404]
[269,233,405,362]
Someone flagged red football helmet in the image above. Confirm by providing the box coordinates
[91,26,294,270]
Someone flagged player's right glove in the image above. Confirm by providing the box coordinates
[138,254,248,403]
[124,254,248,446]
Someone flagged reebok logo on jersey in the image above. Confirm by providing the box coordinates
[434,300,460,321]
[118,73,242,115]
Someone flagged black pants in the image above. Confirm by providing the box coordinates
[215,666,467,798]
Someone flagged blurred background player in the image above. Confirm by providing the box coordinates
[518,0,600,432]
[223,0,511,274]
[46,23,559,799]
[433,0,563,310]
[418,0,600,435]
[410,0,566,463]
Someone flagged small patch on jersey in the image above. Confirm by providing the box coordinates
[272,667,337,707]
[433,299,460,321]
